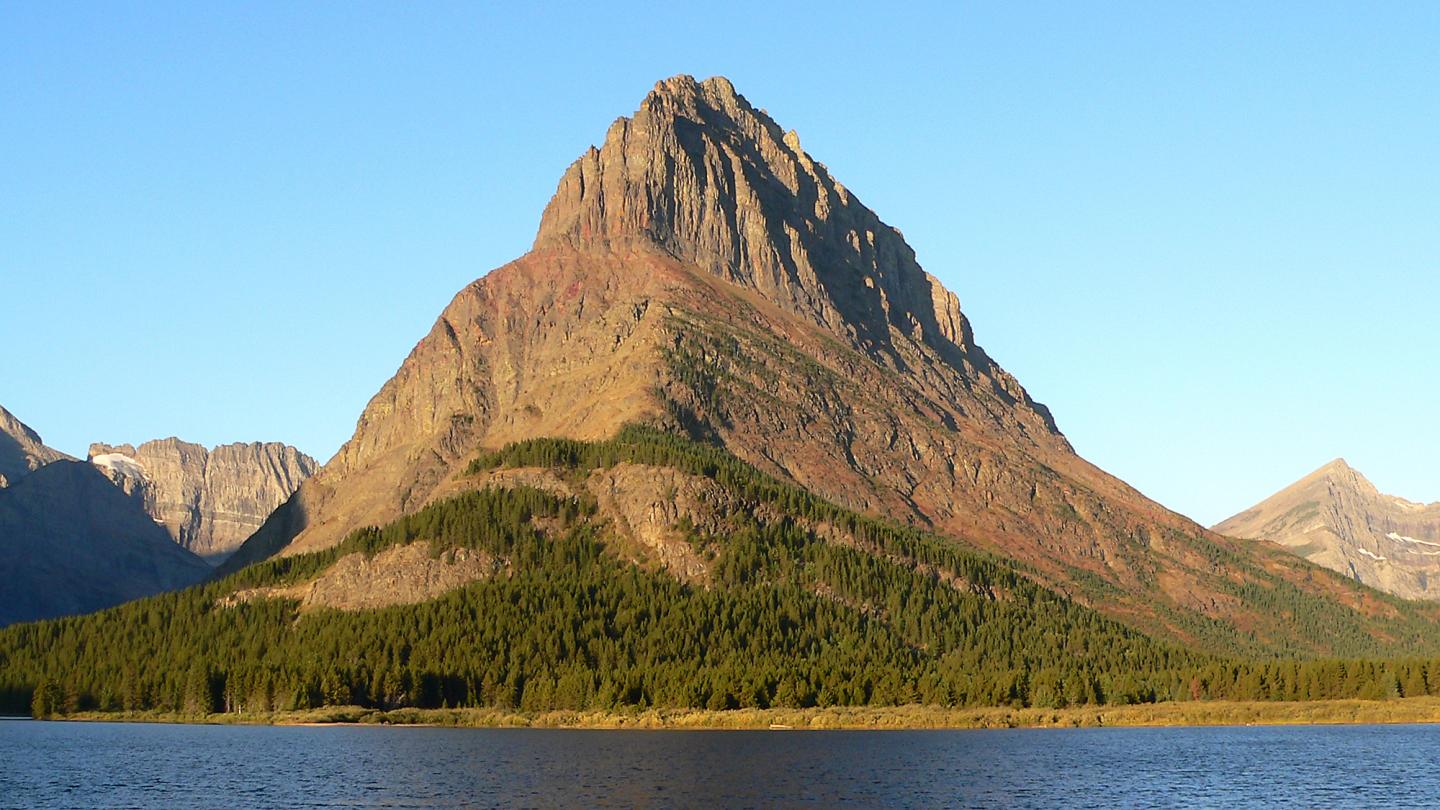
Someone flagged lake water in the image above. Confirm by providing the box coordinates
[2,718,1437,807]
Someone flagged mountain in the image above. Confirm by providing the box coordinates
[217,75,1425,650]
[0,405,211,625]
[0,404,309,623]
[88,439,317,565]
[8,428,1440,718]
[11,75,1440,718]
[220,75,1437,657]
[1215,459,1440,600]
[0,460,211,626]
[0,405,71,487]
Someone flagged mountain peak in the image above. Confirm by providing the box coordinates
[535,76,1054,433]
[0,404,72,487]
[642,74,743,111]
[220,75,1429,654]
[0,404,41,444]
[85,436,318,564]
[1216,458,1440,600]
[534,72,800,261]
[1308,457,1376,490]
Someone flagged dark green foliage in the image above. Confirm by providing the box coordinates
[3,428,1438,717]
[29,677,65,719]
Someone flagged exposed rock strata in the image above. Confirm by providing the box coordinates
[89,438,317,564]
[223,543,505,612]
[582,463,732,581]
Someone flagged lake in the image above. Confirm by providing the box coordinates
[2,719,1436,807]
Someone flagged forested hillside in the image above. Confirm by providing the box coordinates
[7,428,1440,718]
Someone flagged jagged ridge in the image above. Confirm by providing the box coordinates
[89,438,317,565]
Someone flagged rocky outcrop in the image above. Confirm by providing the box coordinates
[222,543,505,612]
[0,405,71,487]
[583,463,733,581]
[1215,460,1440,600]
[0,460,211,625]
[88,438,317,564]
[224,76,1419,654]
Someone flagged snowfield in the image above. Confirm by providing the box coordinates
[90,452,147,480]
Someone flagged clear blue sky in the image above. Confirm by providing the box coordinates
[2,2,1436,526]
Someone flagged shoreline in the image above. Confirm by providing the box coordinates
[46,696,1440,730]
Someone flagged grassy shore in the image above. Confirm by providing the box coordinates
[56,696,1440,730]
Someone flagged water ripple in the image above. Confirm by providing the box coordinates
[2,720,1439,808]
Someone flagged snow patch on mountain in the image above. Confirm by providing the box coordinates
[1387,531,1440,547]
[90,453,147,481]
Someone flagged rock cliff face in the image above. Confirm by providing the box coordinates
[88,439,317,564]
[225,76,1416,653]
[1216,460,1440,600]
[0,460,210,625]
[0,405,71,487]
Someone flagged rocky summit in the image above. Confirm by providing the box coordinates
[1216,459,1440,600]
[88,438,317,565]
[223,75,1427,655]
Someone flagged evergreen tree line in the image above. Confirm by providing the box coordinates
[7,428,1440,718]
[471,426,1440,659]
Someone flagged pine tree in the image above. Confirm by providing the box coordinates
[183,663,216,715]
[30,678,63,719]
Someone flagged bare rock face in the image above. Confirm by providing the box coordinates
[88,438,317,565]
[583,463,732,581]
[223,543,504,612]
[223,76,1419,654]
[0,460,210,625]
[1216,460,1440,600]
[535,76,1058,436]
[0,404,72,487]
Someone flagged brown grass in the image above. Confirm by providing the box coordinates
[59,696,1440,730]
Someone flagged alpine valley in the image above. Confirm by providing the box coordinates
[8,77,1440,718]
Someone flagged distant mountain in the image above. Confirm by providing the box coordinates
[0,405,71,487]
[1215,460,1440,600]
[88,439,317,565]
[0,403,314,624]
[0,459,211,626]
